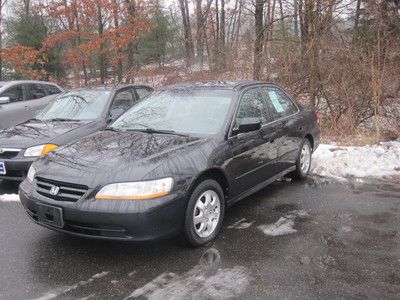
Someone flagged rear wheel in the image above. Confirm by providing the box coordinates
[184,179,225,247]
[292,139,312,180]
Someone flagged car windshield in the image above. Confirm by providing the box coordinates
[37,89,111,121]
[111,88,234,135]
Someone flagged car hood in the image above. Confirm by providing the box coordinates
[0,120,101,149]
[34,130,207,187]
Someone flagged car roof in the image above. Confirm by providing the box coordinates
[0,80,61,87]
[64,84,153,92]
[160,80,271,91]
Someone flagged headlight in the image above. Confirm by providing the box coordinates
[24,144,58,157]
[95,178,173,200]
[27,166,35,183]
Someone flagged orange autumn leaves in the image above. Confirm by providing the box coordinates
[1,45,47,79]
[1,0,153,80]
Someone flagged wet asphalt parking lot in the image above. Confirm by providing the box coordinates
[0,177,399,300]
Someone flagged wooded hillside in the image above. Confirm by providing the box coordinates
[0,0,399,140]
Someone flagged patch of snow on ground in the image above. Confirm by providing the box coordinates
[227,218,254,229]
[0,194,19,202]
[258,210,309,237]
[33,271,110,300]
[311,141,400,180]
[126,267,249,300]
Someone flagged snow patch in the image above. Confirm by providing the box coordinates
[0,194,19,202]
[33,271,110,300]
[258,210,309,237]
[125,266,250,300]
[311,141,400,180]
[227,218,254,229]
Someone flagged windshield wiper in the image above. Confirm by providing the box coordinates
[104,127,120,132]
[125,128,189,137]
[26,118,44,122]
[45,118,78,122]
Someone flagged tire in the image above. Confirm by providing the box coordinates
[291,139,312,180]
[184,179,225,247]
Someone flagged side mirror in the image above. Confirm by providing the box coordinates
[0,96,10,104]
[236,118,262,134]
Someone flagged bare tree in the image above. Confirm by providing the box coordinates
[178,0,194,66]
[253,0,264,80]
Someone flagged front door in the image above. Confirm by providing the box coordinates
[225,87,279,197]
[0,84,27,129]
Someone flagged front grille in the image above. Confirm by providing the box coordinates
[0,149,20,159]
[35,177,89,202]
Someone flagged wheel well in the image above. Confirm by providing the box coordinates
[188,168,229,201]
[305,134,314,150]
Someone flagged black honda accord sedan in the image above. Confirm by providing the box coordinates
[19,81,320,247]
[0,84,152,181]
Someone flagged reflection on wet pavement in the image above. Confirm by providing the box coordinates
[0,178,399,299]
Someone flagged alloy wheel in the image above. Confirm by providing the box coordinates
[193,190,221,238]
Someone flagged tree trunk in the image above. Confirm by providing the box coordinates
[278,0,285,37]
[126,0,138,82]
[96,1,106,84]
[253,0,264,80]
[179,0,194,66]
[293,0,299,38]
[73,2,88,85]
[219,0,226,70]
[196,0,204,66]
[353,0,362,42]
[113,1,123,82]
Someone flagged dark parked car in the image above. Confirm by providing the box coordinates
[19,81,320,247]
[0,80,64,129]
[0,84,152,181]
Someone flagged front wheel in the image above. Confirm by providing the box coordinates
[184,179,225,247]
[292,139,312,180]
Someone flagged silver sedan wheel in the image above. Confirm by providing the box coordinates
[193,190,221,238]
[300,143,311,174]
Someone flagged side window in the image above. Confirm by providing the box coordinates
[46,85,61,95]
[1,85,24,103]
[29,84,47,100]
[111,89,136,111]
[235,88,268,127]
[136,87,151,99]
[262,87,298,120]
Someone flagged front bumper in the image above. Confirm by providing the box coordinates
[0,158,35,181]
[19,180,187,241]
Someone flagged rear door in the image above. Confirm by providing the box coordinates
[0,84,28,129]
[225,87,280,197]
[261,86,303,171]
